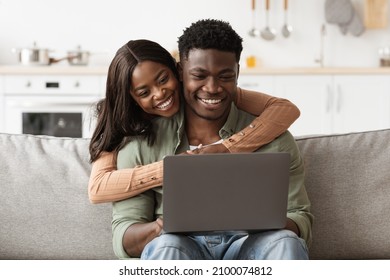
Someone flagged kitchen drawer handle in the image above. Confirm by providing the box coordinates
[336,87,342,113]
[25,81,31,88]
[326,85,332,113]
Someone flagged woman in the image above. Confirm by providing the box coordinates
[88,39,300,204]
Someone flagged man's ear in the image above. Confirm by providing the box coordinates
[177,62,184,82]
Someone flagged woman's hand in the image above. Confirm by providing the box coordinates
[187,143,230,155]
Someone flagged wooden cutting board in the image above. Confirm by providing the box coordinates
[364,0,388,28]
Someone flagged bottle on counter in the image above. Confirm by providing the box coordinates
[378,46,390,67]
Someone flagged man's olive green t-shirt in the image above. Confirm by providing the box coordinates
[112,104,313,259]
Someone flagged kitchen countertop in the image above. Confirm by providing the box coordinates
[1,65,390,75]
[241,67,390,75]
[0,65,109,75]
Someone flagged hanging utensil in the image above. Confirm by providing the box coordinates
[248,0,260,37]
[260,0,276,40]
[281,0,293,37]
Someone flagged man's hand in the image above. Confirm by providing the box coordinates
[123,218,164,257]
[187,143,230,154]
[285,218,300,236]
[155,217,163,234]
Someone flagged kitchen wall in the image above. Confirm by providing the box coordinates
[1,0,390,68]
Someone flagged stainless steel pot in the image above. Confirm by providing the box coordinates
[67,46,90,66]
[12,42,53,66]
[12,43,91,66]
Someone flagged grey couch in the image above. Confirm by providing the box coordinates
[1,129,390,260]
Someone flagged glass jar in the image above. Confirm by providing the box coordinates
[378,46,390,67]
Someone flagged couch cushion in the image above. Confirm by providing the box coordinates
[0,133,116,260]
[1,129,390,260]
[296,129,390,259]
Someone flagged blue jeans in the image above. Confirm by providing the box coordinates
[141,229,309,260]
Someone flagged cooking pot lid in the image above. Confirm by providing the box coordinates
[68,45,89,53]
[22,42,50,51]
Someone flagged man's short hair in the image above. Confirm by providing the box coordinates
[177,19,243,63]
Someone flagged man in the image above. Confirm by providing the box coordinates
[112,19,313,260]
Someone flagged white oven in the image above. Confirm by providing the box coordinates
[3,75,103,138]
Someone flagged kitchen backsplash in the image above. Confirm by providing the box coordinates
[0,0,389,68]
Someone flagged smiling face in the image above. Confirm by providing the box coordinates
[179,48,239,123]
[130,61,181,118]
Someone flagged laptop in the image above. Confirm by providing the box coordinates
[162,152,290,235]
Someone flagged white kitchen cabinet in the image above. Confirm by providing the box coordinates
[274,75,333,136]
[282,75,390,135]
[238,75,274,94]
[239,74,335,136]
[99,75,108,97]
[238,73,390,136]
[332,75,390,134]
[0,75,4,132]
